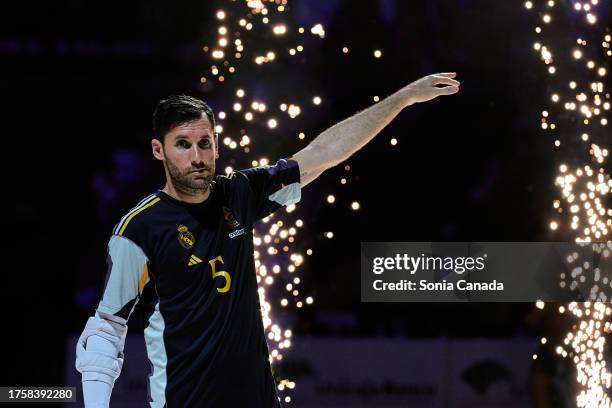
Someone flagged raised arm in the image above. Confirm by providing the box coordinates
[293,72,459,187]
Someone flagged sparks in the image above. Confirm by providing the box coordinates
[527,0,611,406]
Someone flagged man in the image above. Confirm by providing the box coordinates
[75,73,459,407]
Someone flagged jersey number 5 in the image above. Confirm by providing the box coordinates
[209,255,231,293]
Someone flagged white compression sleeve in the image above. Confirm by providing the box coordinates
[76,313,128,408]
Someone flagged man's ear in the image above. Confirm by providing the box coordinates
[151,138,164,161]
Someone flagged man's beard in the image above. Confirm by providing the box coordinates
[164,157,215,197]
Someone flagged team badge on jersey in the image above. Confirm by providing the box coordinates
[223,206,244,238]
[222,206,241,228]
[177,225,195,248]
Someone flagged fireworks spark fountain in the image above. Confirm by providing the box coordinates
[526,0,611,405]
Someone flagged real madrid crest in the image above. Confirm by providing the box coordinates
[177,225,195,249]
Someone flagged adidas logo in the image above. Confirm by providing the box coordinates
[188,254,203,266]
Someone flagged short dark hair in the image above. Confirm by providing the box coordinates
[152,95,216,142]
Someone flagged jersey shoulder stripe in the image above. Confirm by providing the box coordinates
[113,194,161,236]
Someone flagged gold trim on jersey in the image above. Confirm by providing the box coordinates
[117,197,161,236]
[138,263,149,294]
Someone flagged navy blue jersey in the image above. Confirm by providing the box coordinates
[96,157,301,407]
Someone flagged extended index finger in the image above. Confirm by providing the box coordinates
[434,72,457,78]
[432,76,460,87]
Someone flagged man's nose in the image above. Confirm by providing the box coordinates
[189,145,204,164]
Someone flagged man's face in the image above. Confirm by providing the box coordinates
[153,114,218,196]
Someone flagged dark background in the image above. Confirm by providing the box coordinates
[1,0,608,392]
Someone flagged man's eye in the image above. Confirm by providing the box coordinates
[199,139,211,148]
[177,140,190,148]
